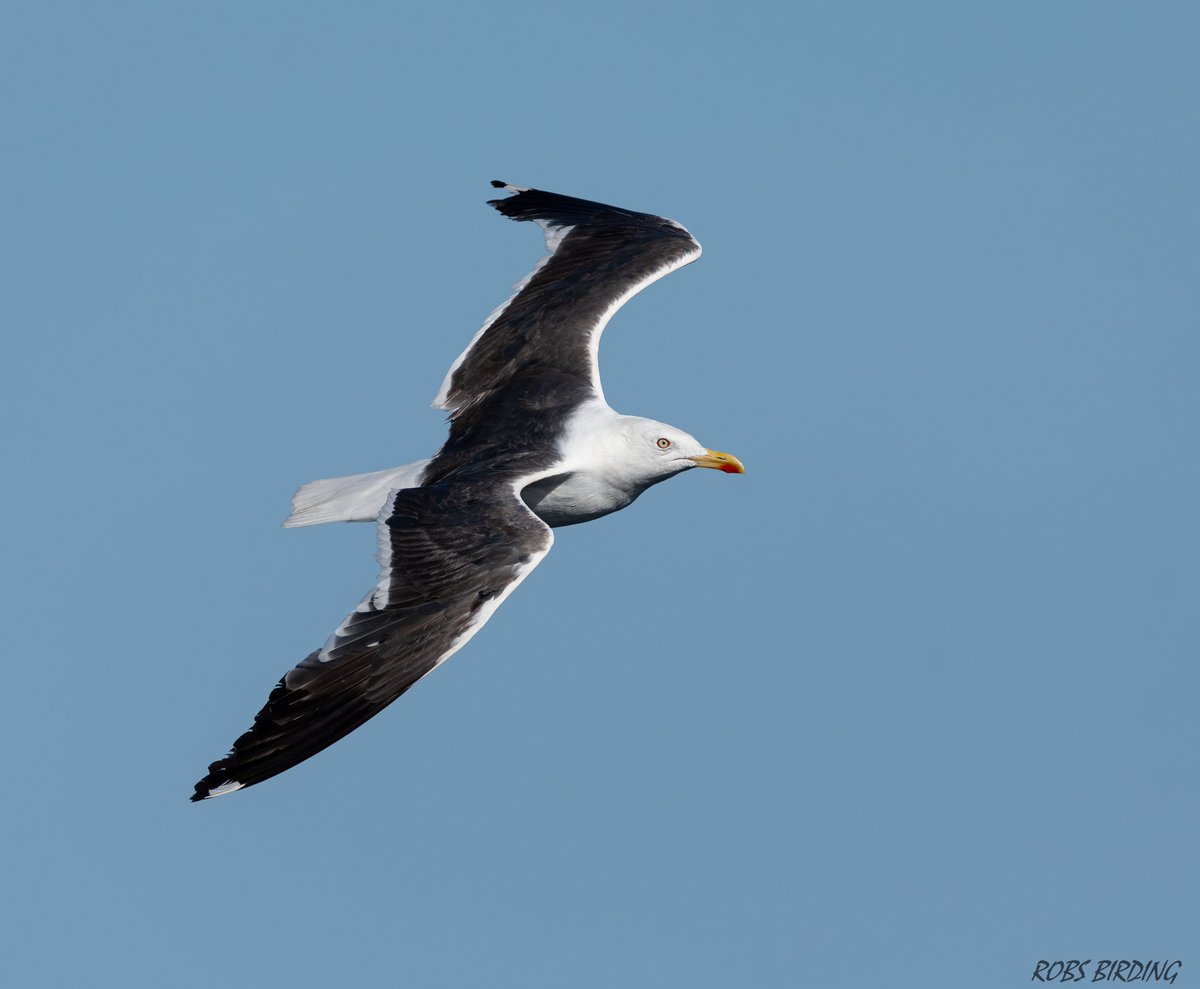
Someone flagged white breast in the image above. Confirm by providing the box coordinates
[520,470,636,527]
[519,398,650,527]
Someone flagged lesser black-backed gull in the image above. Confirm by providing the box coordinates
[191,181,745,801]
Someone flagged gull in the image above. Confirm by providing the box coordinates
[192,181,744,801]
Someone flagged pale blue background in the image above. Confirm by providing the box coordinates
[3,3,1196,986]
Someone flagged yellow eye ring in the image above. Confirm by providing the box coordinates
[656,437,671,449]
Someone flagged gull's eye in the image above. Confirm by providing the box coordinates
[656,437,672,449]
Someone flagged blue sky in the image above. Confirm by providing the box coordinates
[4,3,1197,986]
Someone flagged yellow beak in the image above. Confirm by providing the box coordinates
[691,449,746,474]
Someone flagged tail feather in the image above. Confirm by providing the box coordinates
[284,461,430,527]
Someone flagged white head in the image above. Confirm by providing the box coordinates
[616,416,745,486]
[538,406,745,527]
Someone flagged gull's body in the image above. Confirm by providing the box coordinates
[192,182,744,801]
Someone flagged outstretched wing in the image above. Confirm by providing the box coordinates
[192,474,553,800]
[433,181,702,414]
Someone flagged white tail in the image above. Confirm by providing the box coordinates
[283,461,431,527]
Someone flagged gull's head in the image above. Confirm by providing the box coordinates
[622,417,746,483]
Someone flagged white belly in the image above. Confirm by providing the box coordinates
[520,471,638,527]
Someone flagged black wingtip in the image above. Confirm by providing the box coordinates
[490,179,506,189]
[190,772,218,802]
[191,754,239,803]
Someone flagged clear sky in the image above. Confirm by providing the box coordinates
[4,2,1196,986]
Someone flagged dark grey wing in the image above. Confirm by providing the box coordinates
[432,181,702,415]
[192,475,553,800]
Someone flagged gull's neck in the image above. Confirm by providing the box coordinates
[556,399,630,473]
